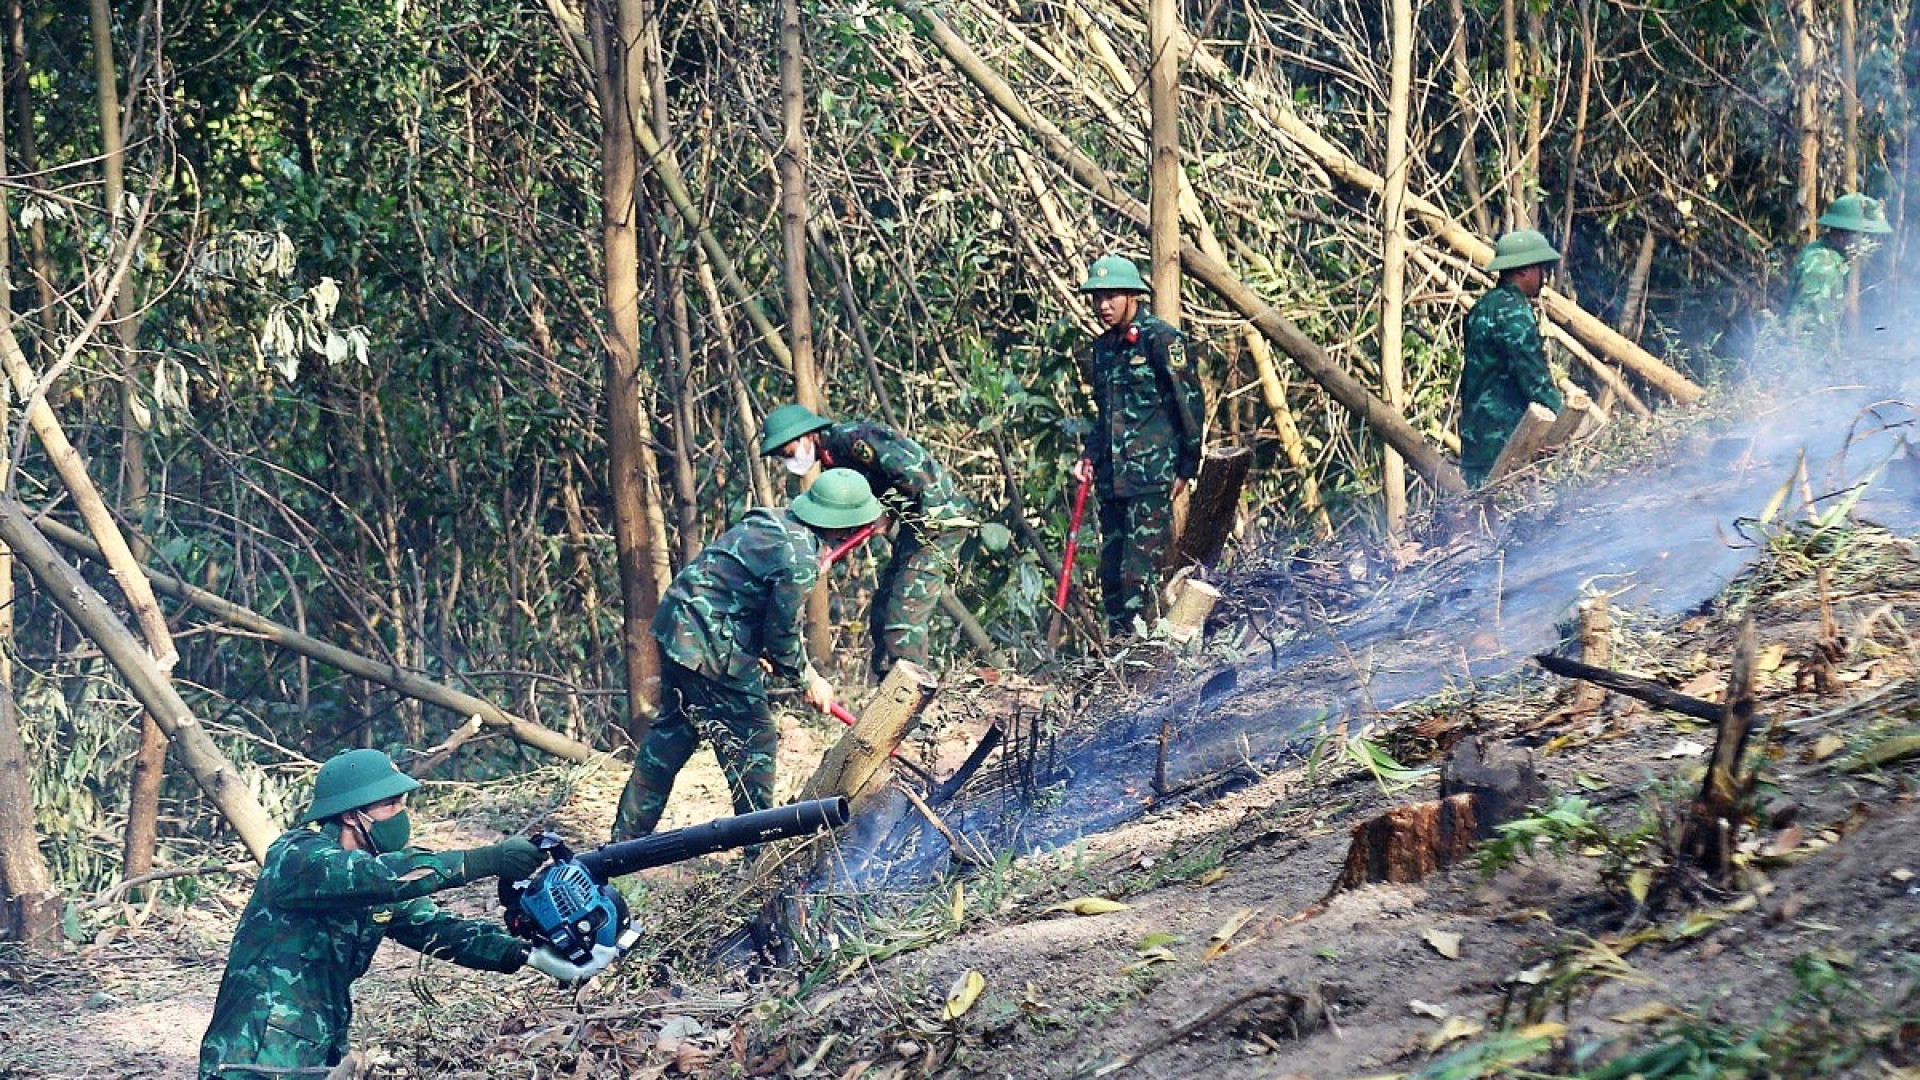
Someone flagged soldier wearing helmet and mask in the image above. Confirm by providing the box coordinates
[199,749,606,1079]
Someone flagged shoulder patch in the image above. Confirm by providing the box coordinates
[851,439,877,465]
[1165,338,1188,370]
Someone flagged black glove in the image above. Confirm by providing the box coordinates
[463,837,544,882]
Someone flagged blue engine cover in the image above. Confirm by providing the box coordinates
[519,859,629,966]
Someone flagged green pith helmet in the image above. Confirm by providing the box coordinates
[1485,229,1562,272]
[759,403,833,455]
[299,748,420,824]
[1817,192,1893,236]
[1078,254,1150,294]
[791,468,884,530]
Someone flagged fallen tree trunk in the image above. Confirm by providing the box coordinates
[35,515,599,765]
[899,0,1468,495]
[0,498,278,860]
[1485,403,1558,484]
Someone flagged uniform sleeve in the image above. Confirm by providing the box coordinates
[381,897,530,973]
[1080,342,1105,467]
[267,835,477,911]
[761,532,821,686]
[1499,301,1563,414]
[1149,328,1206,480]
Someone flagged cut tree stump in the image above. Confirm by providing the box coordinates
[1169,445,1253,569]
[1330,793,1478,892]
[799,661,939,809]
[1439,738,1546,840]
[1681,617,1759,877]
[1573,595,1612,712]
[1484,403,1557,484]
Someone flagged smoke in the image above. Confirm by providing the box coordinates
[830,330,1920,892]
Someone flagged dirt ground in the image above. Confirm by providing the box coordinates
[9,408,1920,1079]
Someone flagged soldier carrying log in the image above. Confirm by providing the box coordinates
[1456,229,1565,487]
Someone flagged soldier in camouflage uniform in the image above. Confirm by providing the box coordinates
[760,404,977,679]
[612,469,884,839]
[1457,230,1564,486]
[1785,192,1892,331]
[199,749,608,1079]
[1072,255,1206,636]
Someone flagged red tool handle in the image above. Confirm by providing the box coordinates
[1053,469,1093,611]
[829,702,859,726]
[820,518,883,569]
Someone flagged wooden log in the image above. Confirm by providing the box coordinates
[1483,402,1557,484]
[1165,576,1221,645]
[1170,445,1253,569]
[1573,594,1611,712]
[1540,389,1603,452]
[1439,738,1545,840]
[1532,653,1724,721]
[799,661,939,808]
[1331,793,1479,891]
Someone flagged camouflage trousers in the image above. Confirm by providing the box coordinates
[612,658,776,839]
[869,525,965,680]
[1097,490,1175,636]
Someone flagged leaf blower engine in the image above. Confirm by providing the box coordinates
[499,797,852,965]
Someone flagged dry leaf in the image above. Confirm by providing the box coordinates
[1627,868,1653,903]
[1423,927,1463,960]
[1045,897,1130,916]
[942,970,985,1020]
[1811,734,1847,762]
[1756,643,1788,673]
[1425,1016,1484,1052]
[1192,867,1228,887]
[950,882,966,925]
[1658,738,1710,760]
[1608,1001,1680,1024]
[1677,672,1726,700]
[1408,999,1449,1019]
[1202,908,1257,960]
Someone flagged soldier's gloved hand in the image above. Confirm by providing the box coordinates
[1071,457,1093,485]
[462,836,544,883]
[526,943,620,986]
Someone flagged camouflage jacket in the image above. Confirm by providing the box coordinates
[819,420,976,536]
[652,507,822,689]
[198,825,526,1079]
[1083,312,1206,498]
[1458,282,1563,480]
[1785,241,1849,329]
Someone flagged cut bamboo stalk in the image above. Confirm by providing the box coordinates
[1484,402,1556,483]
[1165,577,1221,645]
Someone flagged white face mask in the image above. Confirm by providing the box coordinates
[782,440,817,476]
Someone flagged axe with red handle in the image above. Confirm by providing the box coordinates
[1046,468,1094,647]
[819,518,883,569]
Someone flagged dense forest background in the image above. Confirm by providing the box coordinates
[0,0,1914,920]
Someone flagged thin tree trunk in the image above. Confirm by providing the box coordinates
[665,267,702,563]
[1148,0,1181,327]
[1500,0,1528,229]
[0,498,278,861]
[1380,0,1412,534]
[1794,0,1823,239]
[1523,7,1545,227]
[92,0,167,888]
[902,0,1467,493]
[695,253,777,508]
[1557,0,1595,270]
[1841,0,1862,326]
[1620,227,1657,342]
[592,0,664,732]
[1445,0,1492,238]
[6,0,52,323]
